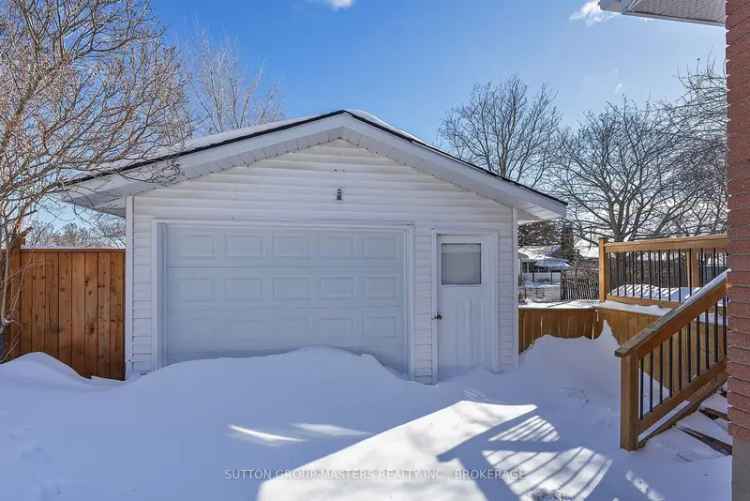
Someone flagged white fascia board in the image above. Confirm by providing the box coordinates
[339,118,566,220]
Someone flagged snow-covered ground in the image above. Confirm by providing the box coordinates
[0,328,730,500]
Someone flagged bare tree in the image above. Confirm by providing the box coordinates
[439,76,560,187]
[186,28,283,134]
[552,100,705,243]
[0,0,188,358]
[663,60,728,235]
[26,219,122,248]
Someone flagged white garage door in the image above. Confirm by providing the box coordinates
[163,225,408,371]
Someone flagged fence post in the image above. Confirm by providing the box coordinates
[620,353,639,450]
[599,238,608,303]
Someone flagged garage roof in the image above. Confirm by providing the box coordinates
[599,0,724,26]
[60,110,566,222]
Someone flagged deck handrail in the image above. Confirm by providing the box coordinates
[604,234,728,253]
[598,233,728,307]
[616,271,729,450]
[615,271,728,359]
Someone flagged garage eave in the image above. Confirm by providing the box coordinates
[59,111,566,222]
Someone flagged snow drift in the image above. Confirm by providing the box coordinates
[0,329,729,500]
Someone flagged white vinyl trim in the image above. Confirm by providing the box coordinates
[511,208,520,366]
[124,196,134,378]
[151,222,167,370]
[150,218,417,379]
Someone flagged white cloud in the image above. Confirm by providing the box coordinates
[320,0,354,10]
[570,1,616,26]
[614,82,624,94]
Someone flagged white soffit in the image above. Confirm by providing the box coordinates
[600,0,725,26]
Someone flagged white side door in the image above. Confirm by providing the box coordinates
[437,235,495,379]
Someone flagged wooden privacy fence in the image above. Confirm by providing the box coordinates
[5,248,125,380]
[599,234,728,308]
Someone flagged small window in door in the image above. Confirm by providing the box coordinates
[441,243,481,285]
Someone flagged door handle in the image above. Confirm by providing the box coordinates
[433,313,442,320]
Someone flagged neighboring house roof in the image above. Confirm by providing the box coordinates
[59,110,566,221]
[599,0,724,26]
[518,245,571,270]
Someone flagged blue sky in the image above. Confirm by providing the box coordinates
[154,0,725,143]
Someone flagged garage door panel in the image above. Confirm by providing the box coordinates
[319,233,355,258]
[272,277,311,301]
[318,315,361,345]
[224,277,264,302]
[363,234,401,259]
[168,228,221,263]
[318,276,357,300]
[365,275,401,301]
[164,225,408,371]
[364,311,402,339]
[272,232,310,258]
[225,233,264,258]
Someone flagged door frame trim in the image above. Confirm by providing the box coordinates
[151,219,416,379]
[431,229,500,383]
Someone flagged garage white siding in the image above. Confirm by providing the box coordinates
[130,139,515,382]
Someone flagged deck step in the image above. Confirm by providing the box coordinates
[700,406,729,421]
[700,392,729,421]
[677,425,733,456]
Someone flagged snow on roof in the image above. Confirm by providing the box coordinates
[69,110,425,184]
[519,245,560,261]
[67,115,315,183]
[519,245,571,270]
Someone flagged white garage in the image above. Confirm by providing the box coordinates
[162,224,409,371]
[63,110,566,383]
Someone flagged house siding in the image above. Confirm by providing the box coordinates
[129,139,516,382]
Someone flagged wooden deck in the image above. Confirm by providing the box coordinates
[518,303,666,354]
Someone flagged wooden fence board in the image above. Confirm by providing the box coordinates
[4,249,125,379]
[32,253,46,353]
[97,253,111,377]
[84,253,99,377]
[45,253,58,358]
[58,253,72,367]
[71,253,86,371]
[110,256,125,380]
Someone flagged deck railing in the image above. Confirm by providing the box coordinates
[615,271,728,450]
[599,234,728,307]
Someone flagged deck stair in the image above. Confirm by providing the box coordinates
[615,271,729,451]
[673,390,733,455]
